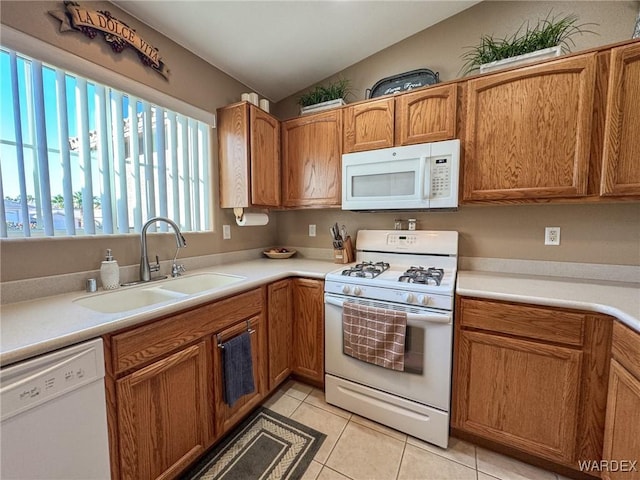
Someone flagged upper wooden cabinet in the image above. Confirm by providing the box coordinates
[343,97,395,153]
[342,84,458,154]
[463,53,597,202]
[218,102,280,208]
[281,110,342,207]
[600,43,640,197]
[395,84,458,146]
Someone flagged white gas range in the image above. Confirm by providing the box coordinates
[324,229,458,448]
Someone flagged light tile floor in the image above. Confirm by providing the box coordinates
[264,380,569,480]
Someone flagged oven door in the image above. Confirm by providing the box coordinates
[324,293,453,411]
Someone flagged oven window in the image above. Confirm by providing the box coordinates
[351,171,415,197]
[404,325,424,375]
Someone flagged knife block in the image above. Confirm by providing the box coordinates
[334,236,355,264]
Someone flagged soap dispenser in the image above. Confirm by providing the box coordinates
[100,249,120,290]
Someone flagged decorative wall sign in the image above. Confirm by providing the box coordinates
[49,1,169,79]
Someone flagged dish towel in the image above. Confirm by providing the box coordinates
[222,332,256,407]
[342,301,407,371]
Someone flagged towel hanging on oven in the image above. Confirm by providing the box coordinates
[342,301,407,371]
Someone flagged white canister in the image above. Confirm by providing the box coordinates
[259,98,270,112]
[241,92,250,102]
[248,92,259,106]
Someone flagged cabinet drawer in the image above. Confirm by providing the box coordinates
[458,298,585,346]
[612,321,640,379]
[111,288,263,374]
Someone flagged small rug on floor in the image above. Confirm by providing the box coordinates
[181,407,326,480]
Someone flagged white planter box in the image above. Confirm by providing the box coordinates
[479,45,563,74]
[300,98,346,115]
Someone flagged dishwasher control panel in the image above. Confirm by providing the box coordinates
[1,339,104,421]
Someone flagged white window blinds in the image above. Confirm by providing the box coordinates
[0,46,211,238]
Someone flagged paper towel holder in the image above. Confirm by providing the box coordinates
[233,207,245,223]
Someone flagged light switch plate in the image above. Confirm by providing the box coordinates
[223,224,231,240]
[309,224,316,237]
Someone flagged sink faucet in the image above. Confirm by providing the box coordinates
[139,217,187,282]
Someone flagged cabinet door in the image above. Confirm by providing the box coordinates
[453,330,582,464]
[250,105,281,206]
[281,111,342,207]
[218,103,250,209]
[116,341,213,480]
[395,84,457,145]
[602,360,640,480]
[291,278,324,385]
[463,54,596,201]
[343,98,394,153]
[213,315,266,436]
[601,43,640,197]
[218,103,280,208]
[268,279,293,391]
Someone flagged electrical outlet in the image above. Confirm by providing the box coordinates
[544,227,560,245]
[309,224,316,237]
[223,224,231,240]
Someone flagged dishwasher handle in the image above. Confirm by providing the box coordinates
[324,295,451,324]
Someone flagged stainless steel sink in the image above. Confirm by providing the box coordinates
[74,272,246,313]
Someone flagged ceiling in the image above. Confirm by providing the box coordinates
[114,1,479,102]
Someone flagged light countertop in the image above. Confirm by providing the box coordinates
[2,259,638,367]
[457,270,640,333]
[0,259,339,367]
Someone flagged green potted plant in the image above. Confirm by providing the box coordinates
[461,12,597,75]
[298,77,352,115]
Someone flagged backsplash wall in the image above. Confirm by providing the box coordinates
[275,203,640,266]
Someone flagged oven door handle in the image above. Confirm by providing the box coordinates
[324,295,451,324]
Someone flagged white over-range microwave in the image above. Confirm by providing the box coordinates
[341,139,460,211]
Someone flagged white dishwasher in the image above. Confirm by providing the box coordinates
[1,338,111,480]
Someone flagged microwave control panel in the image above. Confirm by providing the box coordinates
[430,157,451,198]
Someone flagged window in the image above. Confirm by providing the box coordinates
[0,46,212,238]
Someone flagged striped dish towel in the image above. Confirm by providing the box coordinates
[342,301,407,371]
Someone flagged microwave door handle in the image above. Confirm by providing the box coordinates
[324,295,451,324]
[419,156,430,200]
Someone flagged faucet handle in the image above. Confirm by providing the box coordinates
[171,263,186,277]
[150,255,161,273]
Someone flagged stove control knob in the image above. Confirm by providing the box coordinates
[342,285,351,294]
[353,287,362,296]
[418,295,430,305]
[404,293,416,303]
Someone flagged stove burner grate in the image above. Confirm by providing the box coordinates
[341,261,390,279]
[398,266,445,286]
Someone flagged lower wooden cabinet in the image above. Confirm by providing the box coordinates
[267,279,293,390]
[103,280,327,480]
[455,330,582,463]
[116,341,213,480]
[291,278,325,385]
[452,297,613,473]
[602,322,640,480]
[212,315,267,436]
